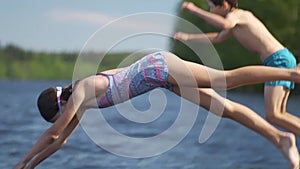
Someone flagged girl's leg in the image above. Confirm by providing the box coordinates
[171,86,299,168]
[265,86,300,136]
[164,52,300,89]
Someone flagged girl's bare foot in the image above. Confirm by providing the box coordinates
[278,132,299,169]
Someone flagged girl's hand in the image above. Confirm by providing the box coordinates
[24,163,34,169]
[12,161,26,169]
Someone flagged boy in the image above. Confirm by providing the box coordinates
[174,0,300,137]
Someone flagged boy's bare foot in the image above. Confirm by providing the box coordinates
[278,132,299,169]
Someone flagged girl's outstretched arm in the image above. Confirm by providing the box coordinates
[23,112,82,169]
[12,127,66,169]
[13,83,87,169]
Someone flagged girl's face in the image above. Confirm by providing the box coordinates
[49,112,60,123]
[49,101,66,123]
[208,0,228,16]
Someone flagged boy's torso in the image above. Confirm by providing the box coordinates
[228,9,284,61]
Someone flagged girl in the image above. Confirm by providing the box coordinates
[13,51,300,169]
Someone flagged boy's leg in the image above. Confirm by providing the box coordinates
[264,86,300,136]
[172,86,299,168]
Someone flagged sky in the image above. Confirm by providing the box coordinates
[0,0,183,52]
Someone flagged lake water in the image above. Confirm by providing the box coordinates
[1,80,300,169]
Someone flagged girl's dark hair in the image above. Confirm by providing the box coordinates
[37,85,72,122]
[210,0,238,9]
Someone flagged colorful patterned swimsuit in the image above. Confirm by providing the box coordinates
[97,52,174,108]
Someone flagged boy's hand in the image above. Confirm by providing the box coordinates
[181,2,197,12]
[173,32,189,41]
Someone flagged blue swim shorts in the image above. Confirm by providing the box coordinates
[263,48,296,89]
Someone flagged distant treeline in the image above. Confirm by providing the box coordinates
[0,44,131,80]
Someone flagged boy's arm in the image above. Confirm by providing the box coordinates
[174,29,232,44]
[183,2,238,30]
